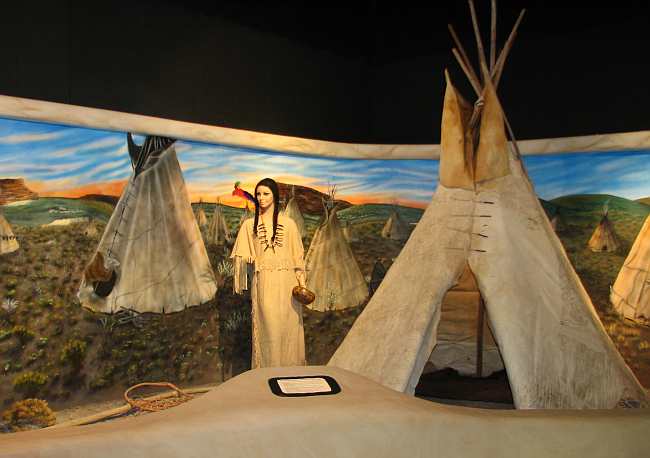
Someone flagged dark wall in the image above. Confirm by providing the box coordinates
[1,2,649,144]
[367,4,650,143]
[0,2,370,142]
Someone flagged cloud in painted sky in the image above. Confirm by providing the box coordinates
[1,118,650,206]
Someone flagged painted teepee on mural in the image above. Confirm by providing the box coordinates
[207,199,231,246]
[305,185,368,311]
[281,185,306,238]
[381,207,410,241]
[78,135,217,314]
[588,203,619,252]
[0,210,19,255]
[611,214,650,325]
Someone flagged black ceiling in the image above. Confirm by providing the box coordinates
[160,1,650,62]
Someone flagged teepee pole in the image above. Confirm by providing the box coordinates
[476,296,485,377]
[452,49,482,97]
[448,24,481,86]
[490,0,497,71]
[468,0,489,83]
[494,9,526,89]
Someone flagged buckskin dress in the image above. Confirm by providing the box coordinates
[231,214,306,368]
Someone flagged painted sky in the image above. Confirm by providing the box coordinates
[0,118,649,207]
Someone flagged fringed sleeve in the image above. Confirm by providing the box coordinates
[230,219,255,294]
[287,218,306,276]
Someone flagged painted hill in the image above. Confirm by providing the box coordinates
[338,203,423,225]
[636,197,650,206]
[277,182,351,215]
[79,194,120,206]
[551,194,650,219]
[0,178,38,205]
[2,197,114,226]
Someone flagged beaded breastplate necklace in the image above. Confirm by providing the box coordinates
[257,221,285,252]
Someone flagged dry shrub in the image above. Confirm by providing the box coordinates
[2,398,56,431]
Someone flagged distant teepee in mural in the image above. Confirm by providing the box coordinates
[305,185,367,311]
[588,203,619,252]
[78,134,217,314]
[238,203,253,229]
[84,218,100,238]
[550,210,566,233]
[196,200,208,228]
[282,185,306,238]
[0,210,19,255]
[342,220,358,243]
[381,207,410,241]
[207,199,231,246]
[611,214,650,325]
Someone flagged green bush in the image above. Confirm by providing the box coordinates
[38,297,54,308]
[11,325,35,344]
[36,337,48,348]
[13,371,48,397]
[2,398,56,431]
[60,339,87,370]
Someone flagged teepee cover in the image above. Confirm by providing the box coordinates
[329,68,647,409]
[79,136,217,313]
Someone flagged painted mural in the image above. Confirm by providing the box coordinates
[1,117,650,426]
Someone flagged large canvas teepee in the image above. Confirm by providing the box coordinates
[329,5,647,409]
[305,203,368,311]
[588,209,619,252]
[207,200,231,245]
[381,209,410,241]
[0,211,19,255]
[282,186,306,238]
[610,214,650,324]
[78,135,217,314]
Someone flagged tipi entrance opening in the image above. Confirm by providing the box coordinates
[415,263,514,407]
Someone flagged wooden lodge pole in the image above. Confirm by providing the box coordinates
[476,296,485,377]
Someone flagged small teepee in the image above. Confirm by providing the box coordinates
[368,259,387,296]
[610,214,650,324]
[342,221,358,243]
[78,135,217,314]
[282,186,306,238]
[329,3,647,409]
[305,186,368,311]
[381,208,410,241]
[196,200,208,228]
[0,210,19,255]
[207,199,231,246]
[550,210,566,233]
[238,203,253,229]
[588,205,619,252]
[84,218,100,238]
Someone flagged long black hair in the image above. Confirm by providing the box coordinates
[253,178,281,242]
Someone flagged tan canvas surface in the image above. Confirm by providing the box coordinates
[1,366,649,458]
